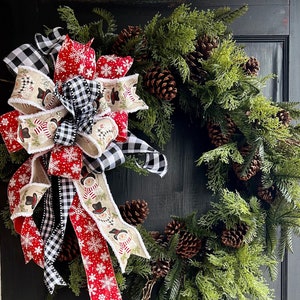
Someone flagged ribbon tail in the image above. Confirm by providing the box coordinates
[117,131,168,177]
[69,195,122,300]
[74,169,150,273]
[20,217,45,268]
[83,142,125,173]
[43,177,75,293]
[8,156,47,267]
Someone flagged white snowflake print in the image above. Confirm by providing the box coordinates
[48,159,60,173]
[55,57,66,75]
[88,283,97,296]
[1,117,9,126]
[96,263,106,274]
[89,273,96,282]
[100,64,112,77]
[69,205,85,221]
[98,295,106,300]
[82,255,92,269]
[69,47,85,64]
[123,59,133,69]
[18,173,29,185]
[85,68,94,78]
[28,218,36,227]
[62,147,79,162]
[87,236,103,253]
[21,232,34,248]
[26,251,33,260]
[4,128,16,144]
[78,63,85,74]
[76,225,82,233]
[9,177,16,187]
[78,240,85,249]
[100,274,115,291]
[100,252,109,262]
[71,163,81,175]
[7,190,16,205]
[34,246,43,255]
[115,66,124,76]
[61,38,71,51]
[84,221,97,235]
[105,55,117,62]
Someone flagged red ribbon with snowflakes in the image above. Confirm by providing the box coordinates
[0,33,160,299]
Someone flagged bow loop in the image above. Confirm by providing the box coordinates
[54,75,105,147]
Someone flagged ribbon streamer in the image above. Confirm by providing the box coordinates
[3,27,65,75]
[1,30,168,299]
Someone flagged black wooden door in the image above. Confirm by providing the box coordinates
[0,0,299,299]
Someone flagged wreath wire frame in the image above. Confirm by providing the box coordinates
[1,3,300,300]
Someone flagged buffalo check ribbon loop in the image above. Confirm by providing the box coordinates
[0,30,168,300]
[3,27,65,76]
[54,76,102,145]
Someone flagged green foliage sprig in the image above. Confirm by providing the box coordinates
[2,3,300,300]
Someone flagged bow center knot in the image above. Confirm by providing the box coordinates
[54,76,102,146]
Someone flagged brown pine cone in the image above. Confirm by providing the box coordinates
[257,184,277,203]
[185,35,218,84]
[221,223,249,249]
[176,231,202,259]
[242,56,260,76]
[149,231,167,247]
[276,109,291,126]
[119,199,149,226]
[207,115,237,147]
[164,219,186,240]
[150,258,171,278]
[195,35,219,60]
[143,66,177,101]
[111,25,148,61]
[233,144,261,181]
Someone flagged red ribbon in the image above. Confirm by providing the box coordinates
[7,157,44,268]
[1,34,151,299]
[69,195,122,300]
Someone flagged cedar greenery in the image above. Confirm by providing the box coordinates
[2,3,300,300]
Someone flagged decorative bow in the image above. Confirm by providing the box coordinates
[0,28,167,300]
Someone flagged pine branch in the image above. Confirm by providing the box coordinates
[160,259,183,300]
[214,5,248,26]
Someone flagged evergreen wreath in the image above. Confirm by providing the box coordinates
[2,3,300,300]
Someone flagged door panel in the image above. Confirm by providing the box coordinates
[0,1,298,299]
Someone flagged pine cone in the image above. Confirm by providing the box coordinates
[242,56,260,76]
[149,230,167,247]
[257,184,277,203]
[119,199,149,226]
[164,219,186,240]
[57,225,80,262]
[207,115,237,147]
[112,25,148,62]
[276,109,291,126]
[185,35,218,84]
[195,35,219,60]
[150,258,171,278]
[176,231,202,259]
[143,66,177,101]
[221,223,249,249]
[233,144,261,181]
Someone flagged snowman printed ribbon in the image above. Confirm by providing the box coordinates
[0,29,168,299]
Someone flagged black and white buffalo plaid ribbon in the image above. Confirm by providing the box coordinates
[43,177,75,293]
[84,131,168,177]
[54,76,102,146]
[3,27,65,75]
